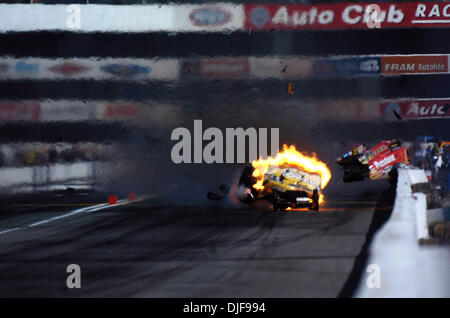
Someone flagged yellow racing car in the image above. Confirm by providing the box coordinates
[261,167,321,211]
[208,165,321,212]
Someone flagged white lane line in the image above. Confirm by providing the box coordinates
[0,227,20,235]
[27,203,111,227]
[0,199,133,237]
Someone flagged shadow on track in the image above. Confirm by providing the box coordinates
[337,183,396,298]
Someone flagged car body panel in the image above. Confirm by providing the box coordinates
[337,140,410,182]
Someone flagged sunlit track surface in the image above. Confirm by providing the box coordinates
[0,181,394,297]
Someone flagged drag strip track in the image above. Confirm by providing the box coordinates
[0,182,394,297]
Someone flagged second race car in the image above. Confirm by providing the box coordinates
[336,139,410,182]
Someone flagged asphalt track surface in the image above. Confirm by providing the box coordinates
[0,179,394,297]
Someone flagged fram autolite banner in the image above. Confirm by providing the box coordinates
[381,55,449,75]
[245,2,450,30]
[381,99,450,120]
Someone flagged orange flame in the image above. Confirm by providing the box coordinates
[251,144,332,192]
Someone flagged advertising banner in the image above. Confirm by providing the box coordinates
[313,57,380,77]
[4,55,450,81]
[315,100,383,122]
[1,3,450,32]
[0,101,41,121]
[249,57,313,79]
[381,55,449,75]
[0,58,179,81]
[245,2,450,30]
[381,99,450,120]
[181,58,250,78]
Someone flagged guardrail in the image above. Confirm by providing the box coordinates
[355,168,450,297]
[0,161,105,190]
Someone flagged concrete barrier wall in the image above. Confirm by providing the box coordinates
[0,162,104,189]
[355,168,450,297]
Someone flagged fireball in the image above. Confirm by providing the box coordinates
[251,144,332,193]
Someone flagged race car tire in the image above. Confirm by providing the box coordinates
[312,189,319,211]
[272,191,286,211]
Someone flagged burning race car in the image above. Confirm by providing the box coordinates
[255,166,321,211]
[337,140,410,182]
[208,145,331,212]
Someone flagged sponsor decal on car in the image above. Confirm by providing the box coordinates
[100,64,151,78]
[48,61,90,76]
[381,99,450,119]
[189,7,232,27]
[244,2,450,30]
[373,144,388,155]
[371,154,396,170]
[381,55,448,74]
